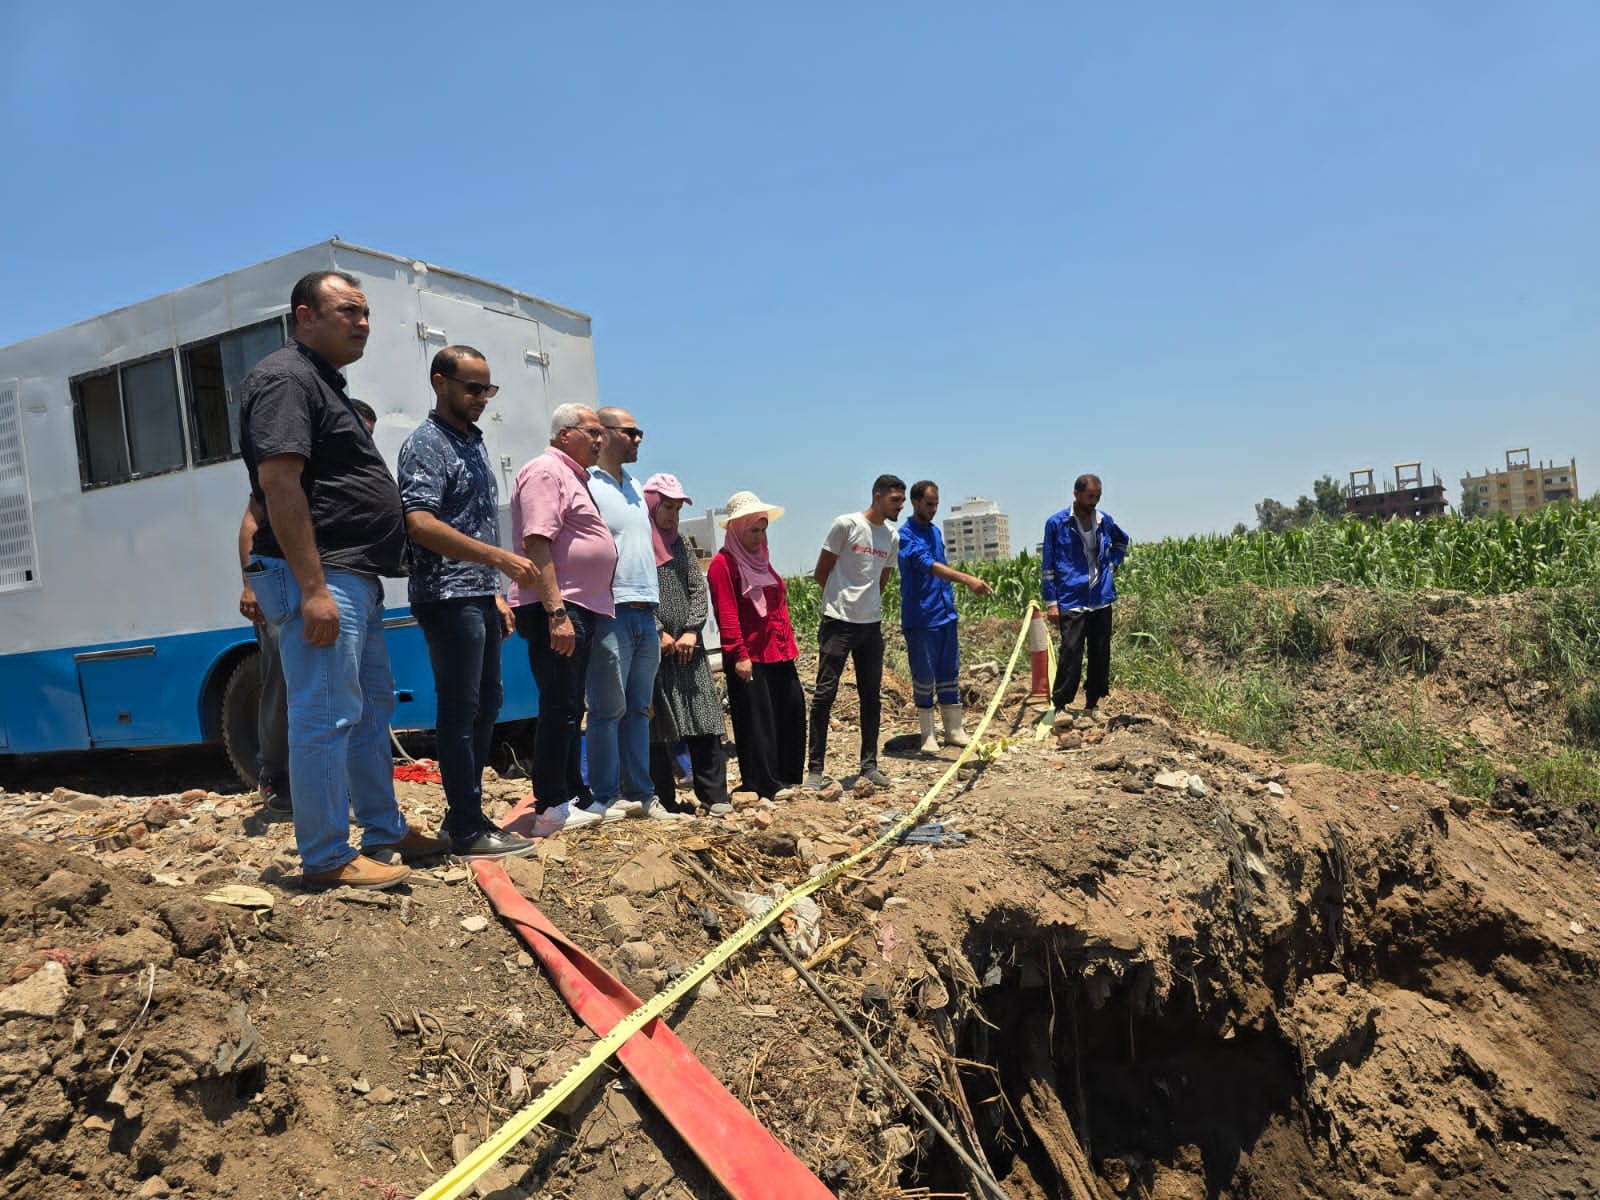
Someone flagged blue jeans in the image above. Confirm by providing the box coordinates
[249,557,407,875]
[413,596,504,840]
[586,605,660,805]
[515,602,597,812]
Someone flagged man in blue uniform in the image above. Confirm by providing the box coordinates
[1041,474,1131,718]
[898,480,992,753]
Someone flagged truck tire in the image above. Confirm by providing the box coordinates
[220,652,262,790]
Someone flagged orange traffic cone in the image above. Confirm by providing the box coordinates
[1028,611,1051,697]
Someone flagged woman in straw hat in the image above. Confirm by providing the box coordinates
[642,473,731,815]
[706,491,805,800]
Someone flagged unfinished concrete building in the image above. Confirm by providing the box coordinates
[1461,449,1579,517]
[1345,462,1448,521]
[944,496,1011,563]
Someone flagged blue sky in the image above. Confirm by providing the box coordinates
[3,2,1596,572]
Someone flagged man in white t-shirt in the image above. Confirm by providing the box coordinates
[805,474,905,789]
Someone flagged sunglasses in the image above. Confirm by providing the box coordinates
[604,425,644,440]
[565,423,606,439]
[438,370,499,398]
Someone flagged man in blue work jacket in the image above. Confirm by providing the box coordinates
[1041,474,1130,718]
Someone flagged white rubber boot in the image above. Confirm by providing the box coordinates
[918,707,940,754]
[941,704,971,747]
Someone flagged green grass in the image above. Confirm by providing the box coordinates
[1520,750,1600,808]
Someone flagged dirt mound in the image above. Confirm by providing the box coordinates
[2,620,1600,1198]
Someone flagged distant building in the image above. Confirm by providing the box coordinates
[1345,462,1447,522]
[1460,449,1579,517]
[944,496,1010,563]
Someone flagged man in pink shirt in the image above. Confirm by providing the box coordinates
[510,403,618,837]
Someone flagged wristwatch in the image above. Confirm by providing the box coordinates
[547,606,568,621]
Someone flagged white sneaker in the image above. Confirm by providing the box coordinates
[641,797,685,822]
[708,802,734,815]
[581,799,628,823]
[613,796,646,817]
[531,803,603,838]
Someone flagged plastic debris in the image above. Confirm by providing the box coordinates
[877,814,968,846]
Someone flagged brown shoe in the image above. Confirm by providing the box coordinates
[365,823,451,862]
[304,854,411,890]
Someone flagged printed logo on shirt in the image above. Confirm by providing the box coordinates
[852,545,889,559]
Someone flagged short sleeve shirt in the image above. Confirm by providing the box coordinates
[398,412,501,603]
[239,343,408,576]
[820,512,897,624]
[508,446,618,617]
[897,518,957,629]
[588,466,660,605]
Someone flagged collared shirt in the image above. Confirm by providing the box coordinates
[588,465,659,606]
[239,342,407,577]
[398,411,501,603]
[897,517,957,630]
[509,446,618,617]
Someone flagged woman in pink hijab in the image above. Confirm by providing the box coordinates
[644,473,730,815]
[706,491,804,800]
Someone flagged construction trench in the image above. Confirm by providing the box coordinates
[3,630,1600,1198]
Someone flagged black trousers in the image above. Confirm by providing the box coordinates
[514,602,595,812]
[727,659,807,798]
[808,619,884,774]
[1053,605,1114,710]
[649,734,729,812]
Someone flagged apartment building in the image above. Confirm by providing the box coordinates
[1345,462,1447,521]
[943,496,1011,563]
[1461,449,1579,517]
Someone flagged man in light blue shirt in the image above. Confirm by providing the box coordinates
[585,406,678,821]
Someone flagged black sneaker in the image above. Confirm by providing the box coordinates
[451,828,538,859]
[261,779,292,814]
[859,767,892,788]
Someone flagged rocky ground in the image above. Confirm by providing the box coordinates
[3,613,1600,1200]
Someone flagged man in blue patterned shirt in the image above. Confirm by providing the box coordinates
[399,346,541,858]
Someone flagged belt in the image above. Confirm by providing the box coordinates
[621,601,656,610]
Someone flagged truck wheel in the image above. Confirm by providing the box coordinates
[220,653,262,790]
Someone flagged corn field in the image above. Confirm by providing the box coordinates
[1119,508,1600,598]
[782,508,1600,623]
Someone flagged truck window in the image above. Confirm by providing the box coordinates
[72,353,186,488]
[184,319,287,464]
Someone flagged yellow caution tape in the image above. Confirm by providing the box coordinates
[418,603,1042,1200]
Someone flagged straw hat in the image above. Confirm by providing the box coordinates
[720,490,786,528]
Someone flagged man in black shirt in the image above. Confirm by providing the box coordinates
[240,270,447,889]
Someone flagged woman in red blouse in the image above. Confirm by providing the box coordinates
[706,491,806,800]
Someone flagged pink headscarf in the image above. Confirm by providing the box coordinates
[643,473,690,567]
[723,513,781,617]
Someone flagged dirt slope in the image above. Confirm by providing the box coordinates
[2,666,1598,1199]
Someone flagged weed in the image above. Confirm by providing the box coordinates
[1566,687,1600,751]
[1519,750,1600,808]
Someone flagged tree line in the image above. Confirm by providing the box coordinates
[1238,474,1347,535]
